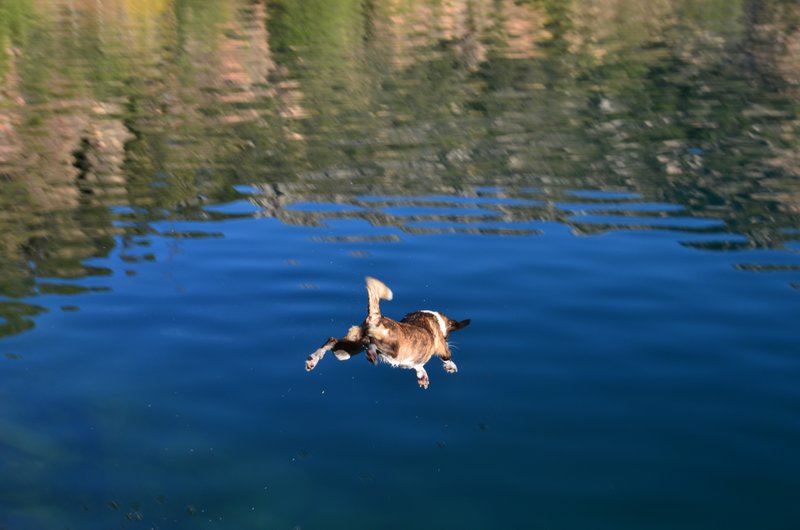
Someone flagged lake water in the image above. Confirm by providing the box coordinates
[1,0,800,528]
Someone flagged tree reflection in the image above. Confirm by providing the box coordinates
[0,0,798,338]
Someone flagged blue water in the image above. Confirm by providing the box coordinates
[2,1,800,528]
[3,188,799,529]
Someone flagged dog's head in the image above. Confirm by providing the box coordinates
[444,316,471,336]
[416,311,470,339]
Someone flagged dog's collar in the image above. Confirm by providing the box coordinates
[420,310,447,336]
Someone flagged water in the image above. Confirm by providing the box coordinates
[1,0,800,528]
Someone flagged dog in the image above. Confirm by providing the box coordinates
[304,277,470,389]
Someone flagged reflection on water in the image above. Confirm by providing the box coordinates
[0,1,798,338]
[1,0,800,527]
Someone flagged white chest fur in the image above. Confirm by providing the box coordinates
[378,353,418,369]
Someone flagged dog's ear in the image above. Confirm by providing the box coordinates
[448,318,471,333]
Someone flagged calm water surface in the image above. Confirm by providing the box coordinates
[1,0,800,528]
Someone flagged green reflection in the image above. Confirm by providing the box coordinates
[0,0,798,341]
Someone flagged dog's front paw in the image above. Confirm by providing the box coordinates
[443,360,458,373]
[415,368,430,389]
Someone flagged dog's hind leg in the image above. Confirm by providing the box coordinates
[333,325,366,361]
[306,326,366,371]
[306,337,337,371]
[366,342,378,365]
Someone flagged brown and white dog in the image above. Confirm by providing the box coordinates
[304,277,470,389]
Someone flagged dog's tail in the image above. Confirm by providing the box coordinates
[365,276,392,326]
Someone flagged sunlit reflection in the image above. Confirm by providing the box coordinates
[0,0,798,343]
